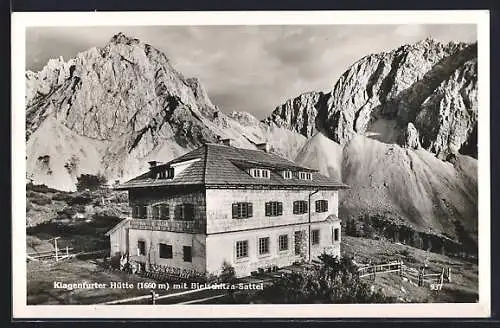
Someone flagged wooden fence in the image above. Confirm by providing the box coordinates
[357,260,451,290]
[27,248,108,262]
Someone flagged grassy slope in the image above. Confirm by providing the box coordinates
[26,185,129,253]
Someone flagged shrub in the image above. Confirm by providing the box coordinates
[30,193,52,206]
[26,182,60,193]
[76,173,108,191]
[51,192,74,202]
[67,193,93,206]
[257,254,395,304]
[218,261,237,284]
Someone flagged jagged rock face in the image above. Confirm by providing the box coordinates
[263,91,329,137]
[327,39,477,159]
[265,39,478,160]
[26,33,306,190]
[26,32,218,146]
[399,123,421,150]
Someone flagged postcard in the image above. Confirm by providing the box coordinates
[12,9,491,318]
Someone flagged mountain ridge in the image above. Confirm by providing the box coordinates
[25,33,306,191]
[265,38,478,160]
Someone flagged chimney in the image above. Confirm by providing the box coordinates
[256,142,270,152]
[148,161,158,168]
[221,138,231,146]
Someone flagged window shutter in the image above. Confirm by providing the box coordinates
[162,204,169,219]
[186,204,194,221]
[293,201,298,214]
[265,202,271,216]
[232,203,238,219]
[247,203,253,218]
[324,201,328,211]
[174,205,180,220]
[278,202,283,215]
[315,200,319,212]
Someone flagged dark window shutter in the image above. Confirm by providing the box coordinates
[325,201,328,211]
[174,205,181,220]
[304,201,308,212]
[278,202,283,216]
[186,204,194,221]
[162,204,169,219]
[265,202,271,216]
[315,200,319,212]
[232,203,238,219]
[247,203,253,218]
[293,201,298,214]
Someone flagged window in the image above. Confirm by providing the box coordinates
[282,170,292,179]
[293,200,308,214]
[137,240,146,256]
[258,237,270,255]
[232,202,253,219]
[334,228,340,242]
[131,206,139,218]
[312,229,320,245]
[315,200,329,213]
[159,243,172,259]
[183,246,192,262]
[265,201,283,216]
[250,168,270,179]
[157,167,174,179]
[299,171,312,180]
[236,240,249,259]
[294,231,303,255]
[278,234,289,251]
[175,204,194,221]
[160,204,170,220]
[151,206,160,220]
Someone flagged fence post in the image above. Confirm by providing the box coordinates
[418,266,425,287]
[399,260,403,278]
[54,238,59,261]
[150,290,158,305]
[447,267,452,283]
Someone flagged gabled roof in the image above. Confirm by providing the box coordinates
[116,143,349,190]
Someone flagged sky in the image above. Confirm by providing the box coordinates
[26,24,476,119]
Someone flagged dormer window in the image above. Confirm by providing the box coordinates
[282,170,292,179]
[299,171,312,180]
[249,168,270,179]
[157,167,175,180]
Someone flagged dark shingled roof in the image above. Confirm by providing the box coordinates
[116,143,348,190]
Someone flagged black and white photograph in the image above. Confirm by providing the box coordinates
[12,10,490,318]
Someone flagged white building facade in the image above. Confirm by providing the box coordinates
[107,142,347,278]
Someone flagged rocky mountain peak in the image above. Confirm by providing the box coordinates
[25,33,307,190]
[265,38,477,160]
[263,91,329,138]
[109,32,141,46]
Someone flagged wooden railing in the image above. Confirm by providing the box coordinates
[129,218,205,234]
[357,260,451,290]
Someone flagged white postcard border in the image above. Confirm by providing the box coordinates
[12,9,491,318]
